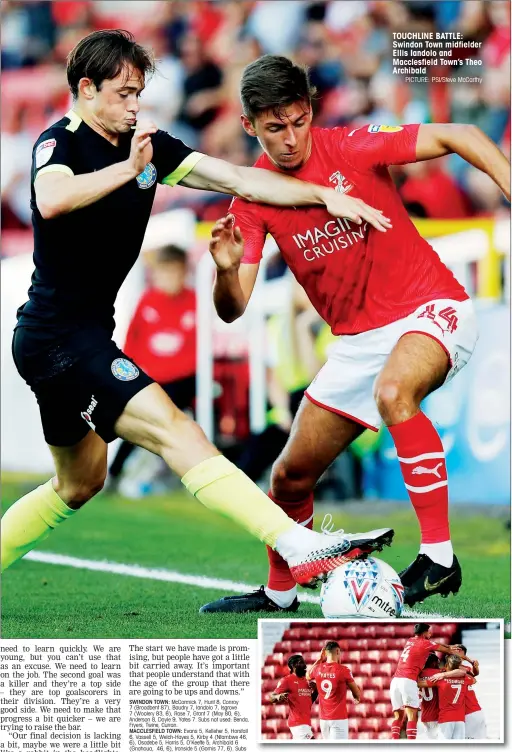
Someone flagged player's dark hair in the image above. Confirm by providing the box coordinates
[288,654,304,672]
[67,29,155,99]
[446,654,462,670]
[414,623,431,636]
[324,641,340,653]
[156,244,187,265]
[240,55,316,122]
[453,644,467,655]
[424,653,439,669]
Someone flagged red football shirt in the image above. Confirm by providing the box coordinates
[124,287,196,383]
[310,662,354,721]
[393,636,440,681]
[429,675,475,723]
[460,662,482,714]
[419,668,440,723]
[232,124,467,335]
[274,673,314,728]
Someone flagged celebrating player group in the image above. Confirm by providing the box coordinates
[268,624,487,741]
[2,30,510,618]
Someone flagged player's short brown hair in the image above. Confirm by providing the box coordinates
[324,641,340,653]
[156,244,187,265]
[67,29,155,99]
[424,653,439,669]
[414,623,431,636]
[240,55,316,122]
[446,654,462,670]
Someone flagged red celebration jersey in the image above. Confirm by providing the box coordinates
[310,663,354,721]
[232,125,467,335]
[460,662,482,714]
[393,636,440,681]
[429,675,475,723]
[419,668,440,723]
[274,673,314,728]
[124,287,196,383]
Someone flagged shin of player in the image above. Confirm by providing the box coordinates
[307,642,361,740]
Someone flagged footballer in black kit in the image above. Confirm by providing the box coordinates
[14,109,202,445]
[3,29,394,585]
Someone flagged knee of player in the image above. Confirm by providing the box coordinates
[374,380,413,419]
[271,461,314,500]
[157,413,209,456]
[56,474,106,507]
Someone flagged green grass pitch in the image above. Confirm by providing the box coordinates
[1,478,509,639]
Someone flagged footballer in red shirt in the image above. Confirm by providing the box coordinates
[418,654,442,739]
[422,654,476,740]
[200,53,510,616]
[307,641,361,740]
[452,644,487,739]
[270,655,316,740]
[390,623,474,740]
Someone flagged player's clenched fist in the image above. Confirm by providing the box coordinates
[128,120,157,176]
[209,213,245,271]
[322,191,393,233]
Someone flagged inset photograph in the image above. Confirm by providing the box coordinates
[260,619,502,742]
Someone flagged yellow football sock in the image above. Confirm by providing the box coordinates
[181,456,294,548]
[1,480,77,572]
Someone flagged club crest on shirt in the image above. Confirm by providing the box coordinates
[368,124,403,133]
[136,162,157,189]
[329,171,353,194]
[111,358,139,381]
[35,138,56,168]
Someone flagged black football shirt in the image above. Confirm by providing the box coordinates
[17,110,203,344]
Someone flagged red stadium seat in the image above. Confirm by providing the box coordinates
[262,720,279,734]
[374,703,390,718]
[387,650,401,663]
[348,650,361,663]
[349,718,360,733]
[261,679,276,693]
[361,689,377,704]
[273,641,293,653]
[375,663,394,677]
[358,663,373,677]
[353,703,371,718]
[357,732,374,740]
[265,653,287,665]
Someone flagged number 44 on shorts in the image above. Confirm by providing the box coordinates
[417,304,459,334]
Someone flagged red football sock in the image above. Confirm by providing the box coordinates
[388,411,450,544]
[406,720,417,740]
[266,492,314,590]
[390,721,402,739]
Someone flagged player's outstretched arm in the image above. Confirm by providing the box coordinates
[270,691,289,704]
[348,681,361,703]
[416,124,511,202]
[210,215,258,322]
[35,122,157,219]
[181,155,392,232]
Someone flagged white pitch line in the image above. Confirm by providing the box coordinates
[25,550,447,618]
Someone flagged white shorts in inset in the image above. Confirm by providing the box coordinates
[290,724,313,740]
[439,721,465,739]
[465,709,487,739]
[390,677,420,710]
[320,718,349,740]
[306,298,478,430]
[419,721,439,740]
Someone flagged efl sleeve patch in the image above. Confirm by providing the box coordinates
[368,125,403,133]
[35,139,57,168]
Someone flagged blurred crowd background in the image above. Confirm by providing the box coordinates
[1,1,510,504]
[2,0,510,239]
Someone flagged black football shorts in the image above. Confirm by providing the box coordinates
[12,326,154,446]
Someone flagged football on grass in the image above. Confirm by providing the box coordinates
[320,557,405,618]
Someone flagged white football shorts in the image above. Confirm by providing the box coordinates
[465,709,487,739]
[290,724,313,740]
[319,718,349,740]
[390,677,420,710]
[438,721,465,740]
[419,721,439,740]
[306,298,478,430]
